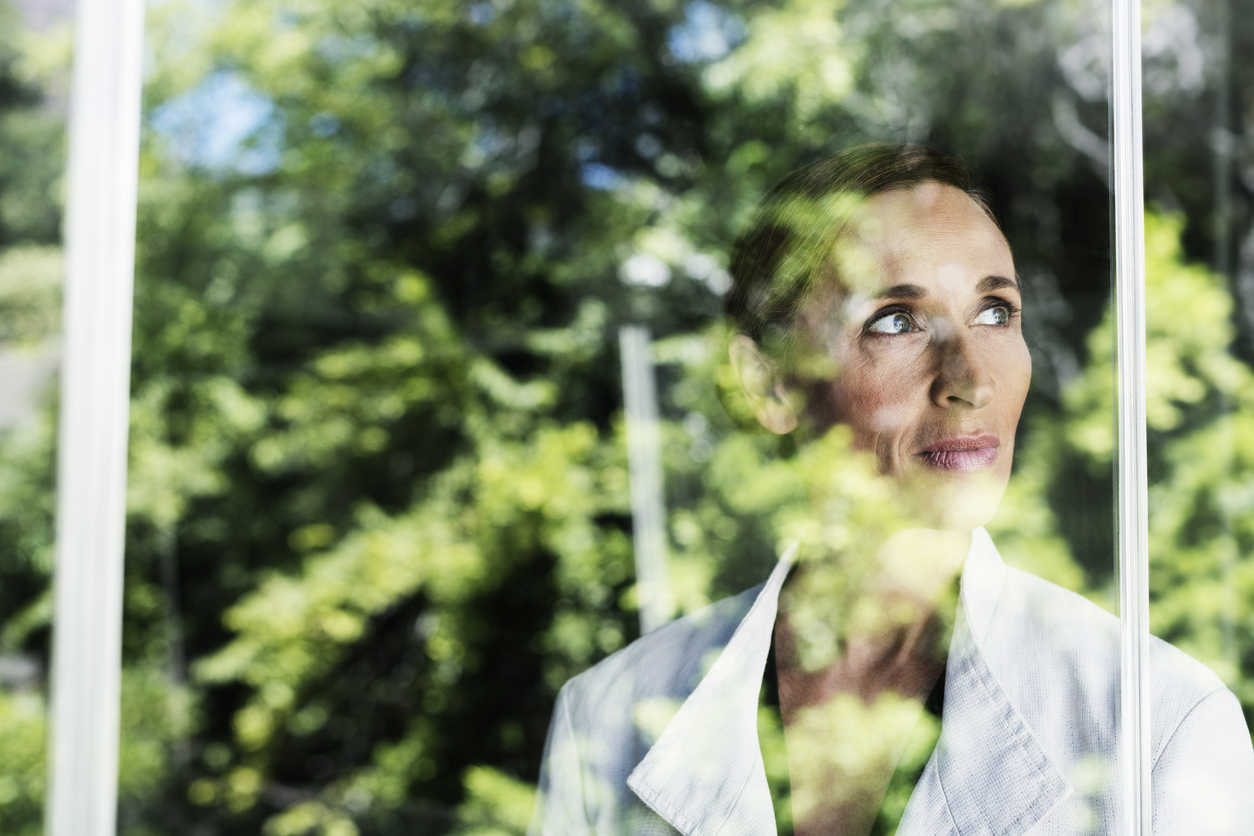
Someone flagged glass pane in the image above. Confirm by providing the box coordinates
[105,0,1254,833]
[1141,0,1254,825]
[0,0,69,832]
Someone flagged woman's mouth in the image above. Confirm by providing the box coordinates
[918,435,1000,471]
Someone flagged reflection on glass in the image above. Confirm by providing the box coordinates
[0,0,1245,831]
[620,324,675,634]
[0,1,68,833]
[1141,0,1254,830]
[530,146,1254,835]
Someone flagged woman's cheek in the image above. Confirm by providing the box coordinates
[844,377,908,447]
[812,350,916,444]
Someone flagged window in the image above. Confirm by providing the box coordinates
[2,0,1247,833]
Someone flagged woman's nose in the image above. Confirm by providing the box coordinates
[930,332,995,409]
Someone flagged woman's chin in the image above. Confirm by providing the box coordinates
[895,472,1007,532]
[919,503,1000,533]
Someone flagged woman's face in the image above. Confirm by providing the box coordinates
[790,182,1031,531]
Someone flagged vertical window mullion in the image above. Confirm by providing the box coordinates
[1111,0,1150,829]
[47,0,146,833]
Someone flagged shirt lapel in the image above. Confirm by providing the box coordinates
[626,545,796,836]
[899,530,1073,836]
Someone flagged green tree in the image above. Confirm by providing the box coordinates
[2,0,1254,834]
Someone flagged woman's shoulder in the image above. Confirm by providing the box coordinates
[993,566,1230,748]
[557,582,763,717]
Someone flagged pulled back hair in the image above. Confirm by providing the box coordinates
[724,143,998,352]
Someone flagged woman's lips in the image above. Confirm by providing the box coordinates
[917,435,1000,471]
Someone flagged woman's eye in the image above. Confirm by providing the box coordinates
[867,312,915,334]
[974,305,1011,326]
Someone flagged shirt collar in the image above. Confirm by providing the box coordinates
[960,527,1006,645]
[627,529,1071,836]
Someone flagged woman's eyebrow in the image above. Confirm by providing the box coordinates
[875,283,927,300]
[977,275,1019,293]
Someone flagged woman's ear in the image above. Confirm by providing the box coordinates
[728,335,798,435]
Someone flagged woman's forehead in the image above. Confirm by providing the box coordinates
[832,184,1014,298]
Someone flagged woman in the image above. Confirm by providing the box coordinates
[529,145,1254,835]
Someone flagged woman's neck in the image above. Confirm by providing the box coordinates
[772,528,968,836]
[774,527,969,705]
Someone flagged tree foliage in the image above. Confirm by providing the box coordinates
[0,0,1251,834]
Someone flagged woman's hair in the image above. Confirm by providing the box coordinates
[724,143,998,352]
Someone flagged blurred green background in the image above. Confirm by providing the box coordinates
[0,0,1252,832]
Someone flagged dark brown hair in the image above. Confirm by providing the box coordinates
[724,143,997,351]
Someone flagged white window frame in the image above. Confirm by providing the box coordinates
[46,0,145,833]
[1111,0,1151,830]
